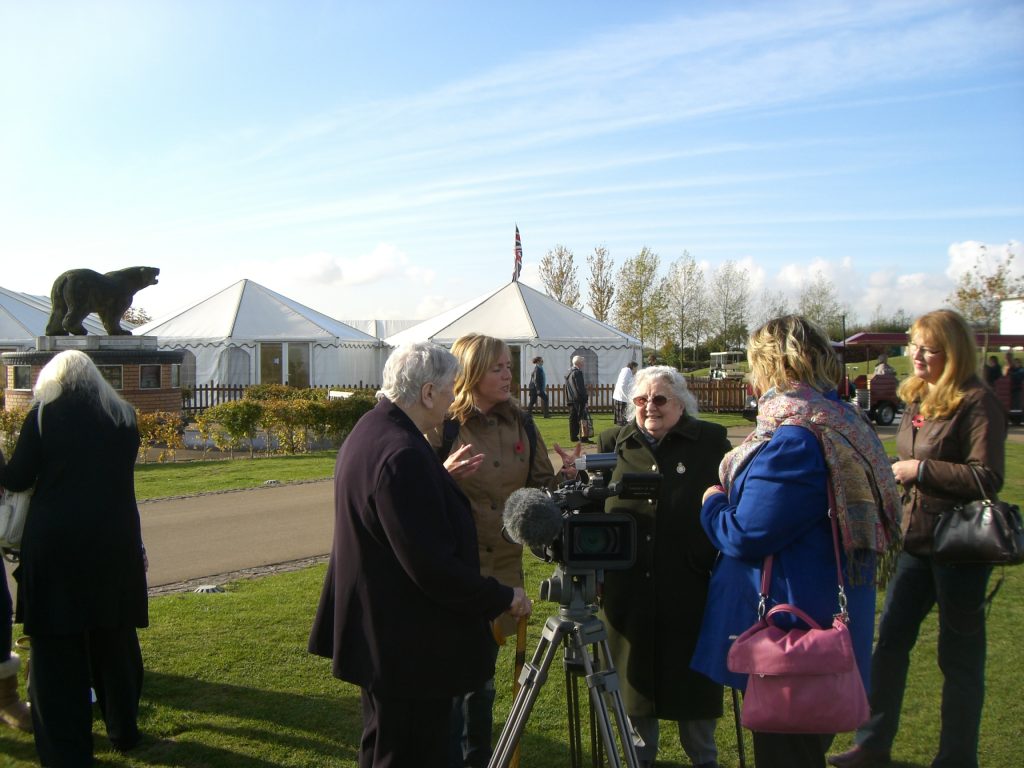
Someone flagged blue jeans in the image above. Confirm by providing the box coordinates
[855,551,991,768]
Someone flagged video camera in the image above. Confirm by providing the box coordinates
[502,453,660,575]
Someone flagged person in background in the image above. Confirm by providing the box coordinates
[308,342,530,768]
[565,355,590,443]
[612,361,638,426]
[694,315,901,768]
[982,354,1002,386]
[0,452,31,733]
[0,350,149,765]
[873,353,896,376]
[526,355,549,418]
[829,309,1006,768]
[598,366,732,768]
[437,334,571,768]
[1008,356,1024,412]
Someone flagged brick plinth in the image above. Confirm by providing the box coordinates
[2,342,185,415]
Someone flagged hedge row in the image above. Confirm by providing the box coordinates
[0,388,377,464]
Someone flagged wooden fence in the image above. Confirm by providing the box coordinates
[183,377,749,418]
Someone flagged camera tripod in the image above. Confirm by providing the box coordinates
[487,565,640,768]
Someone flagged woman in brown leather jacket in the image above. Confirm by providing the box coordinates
[829,310,1006,768]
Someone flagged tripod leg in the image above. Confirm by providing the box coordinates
[489,617,572,768]
[572,633,640,768]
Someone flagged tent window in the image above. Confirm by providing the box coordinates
[260,343,283,385]
[220,348,251,386]
[509,346,522,390]
[179,350,197,389]
[288,343,310,388]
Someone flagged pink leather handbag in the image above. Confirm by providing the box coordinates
[726,486,870,734]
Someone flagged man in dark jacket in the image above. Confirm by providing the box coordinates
[308,342,529,768]
[565,356,589,443]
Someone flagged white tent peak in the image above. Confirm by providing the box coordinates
[137,279,378,343]
[0,284,106,342]
[386,281,641,346]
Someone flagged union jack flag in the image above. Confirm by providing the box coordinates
[513,225,523,281]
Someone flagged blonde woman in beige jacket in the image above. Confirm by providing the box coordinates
[436,334,573,768]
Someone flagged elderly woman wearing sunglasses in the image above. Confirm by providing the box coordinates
[595,365,732,768]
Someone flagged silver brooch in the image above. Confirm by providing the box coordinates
[676,462,686,474]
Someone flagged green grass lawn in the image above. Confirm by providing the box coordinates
[3,562,1022,767]
[3,420,1022,766]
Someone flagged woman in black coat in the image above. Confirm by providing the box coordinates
[0,350,148,766]
[596,366,731,768]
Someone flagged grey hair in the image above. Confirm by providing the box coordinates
[33,349,136,428]
[572,355,584,366]
[377,342,460,406]
[628,365,698,420]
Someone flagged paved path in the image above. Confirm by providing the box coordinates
[7,421,1022,601]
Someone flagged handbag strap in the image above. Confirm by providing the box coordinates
[965,464,994,503]
[757,460,848,622]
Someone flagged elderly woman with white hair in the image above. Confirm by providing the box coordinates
[308,342,530,768]
[0,349,148,765]
[595,366,732,768]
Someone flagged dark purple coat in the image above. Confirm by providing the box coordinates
[308,398,514,698]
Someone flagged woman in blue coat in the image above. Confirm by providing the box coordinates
[693,316,901,768]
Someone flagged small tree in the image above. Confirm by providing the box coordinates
[707,260,751,350]
[798,271,846,339]
[661,251,708,368]
[948,246,1024,332]
[586,245,616,321]
[197,400,264,458]
[613,247,664,352]
[539,244,581,308]
[135,411,185,463]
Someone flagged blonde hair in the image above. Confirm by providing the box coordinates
[33,349,136,428]
[450,334,513,424]
[897,309,976,419]
[747,315,842,394]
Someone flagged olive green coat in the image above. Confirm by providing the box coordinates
[598,415,730,720]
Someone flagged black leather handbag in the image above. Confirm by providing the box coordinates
[933,465,1024,566]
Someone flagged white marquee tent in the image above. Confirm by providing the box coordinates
[136,279,385,388]
[385,281,642,387]
[0,284,106,347]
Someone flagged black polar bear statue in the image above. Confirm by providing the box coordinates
[45,266,160,336]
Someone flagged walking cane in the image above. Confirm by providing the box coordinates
[509,616,529,768]
[731,688,747,768]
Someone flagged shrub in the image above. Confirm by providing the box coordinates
[197,400,264,458]
[136,411,185,463]
[319,392,376,442]
[0,406,29,457]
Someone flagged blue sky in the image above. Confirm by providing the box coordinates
[2,0,1022,328]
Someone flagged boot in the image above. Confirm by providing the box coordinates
[0,653,32,732]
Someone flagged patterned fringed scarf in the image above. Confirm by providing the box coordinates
[719,383,903,585]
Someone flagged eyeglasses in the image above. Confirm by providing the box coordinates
[908,342,944,359]
[633,394,673,408]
